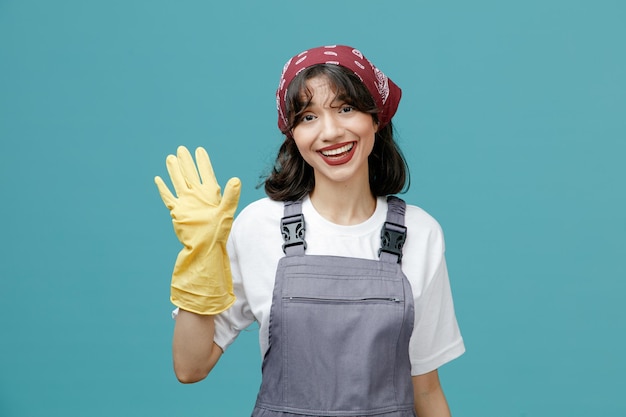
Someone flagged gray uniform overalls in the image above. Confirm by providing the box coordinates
[252,197,416,417]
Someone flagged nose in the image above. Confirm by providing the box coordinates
[319,114,344,142]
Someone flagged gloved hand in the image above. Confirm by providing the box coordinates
[155,146,241,315]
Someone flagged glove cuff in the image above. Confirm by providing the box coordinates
[170,287,236,315]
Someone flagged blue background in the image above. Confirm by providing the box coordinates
[1,1,625,416]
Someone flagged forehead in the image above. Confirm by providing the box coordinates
[300,75,346,104]
[305,76,335,93]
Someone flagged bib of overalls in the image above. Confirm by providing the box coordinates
[252,197,416,417]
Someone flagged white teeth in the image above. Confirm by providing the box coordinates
[321,143,354,157]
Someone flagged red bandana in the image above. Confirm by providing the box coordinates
[276,45,402,134]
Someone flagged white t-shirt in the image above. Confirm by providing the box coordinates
[213,196,465,376]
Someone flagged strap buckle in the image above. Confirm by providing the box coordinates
[379,221,407,262]
[281,214,306,254]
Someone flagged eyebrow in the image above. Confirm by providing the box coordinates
[302,97,350,110]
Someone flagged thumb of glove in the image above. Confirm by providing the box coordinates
[221,177,241,216]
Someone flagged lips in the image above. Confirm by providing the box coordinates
[318,142,356,166]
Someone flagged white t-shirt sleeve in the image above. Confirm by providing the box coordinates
[212,230,256,352]
[401,205,465,375]
[409,252,465,375]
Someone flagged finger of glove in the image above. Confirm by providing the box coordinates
[221,177,242,216]
[177,146,202,188]
[195,147,222,204]
[164,153,190,198]
[154,176,177,210]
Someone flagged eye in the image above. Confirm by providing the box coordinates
[340,105,355,114]
[301,113,316,123]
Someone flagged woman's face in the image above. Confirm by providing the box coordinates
[291,76,378,190]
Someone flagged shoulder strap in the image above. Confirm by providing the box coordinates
[281,197,407,261]
[379,196,407,264]
[281,201,306,256]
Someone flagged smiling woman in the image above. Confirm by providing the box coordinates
[155,45,465,417]
[266,59,409,203]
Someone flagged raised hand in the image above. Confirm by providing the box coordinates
[155,146,241,315]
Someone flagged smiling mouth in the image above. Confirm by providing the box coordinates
[319,142,354,157]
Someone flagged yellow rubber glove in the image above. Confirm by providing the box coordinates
[155,146,241,315]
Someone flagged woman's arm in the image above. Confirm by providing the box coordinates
[172,309,223,383]
[154,147,241,383]
[412,369,451,417]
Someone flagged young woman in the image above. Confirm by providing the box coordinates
[155,45,465,417]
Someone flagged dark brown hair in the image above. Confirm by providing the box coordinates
[264,64,409,201]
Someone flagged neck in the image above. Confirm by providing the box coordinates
[309,180,376,225]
